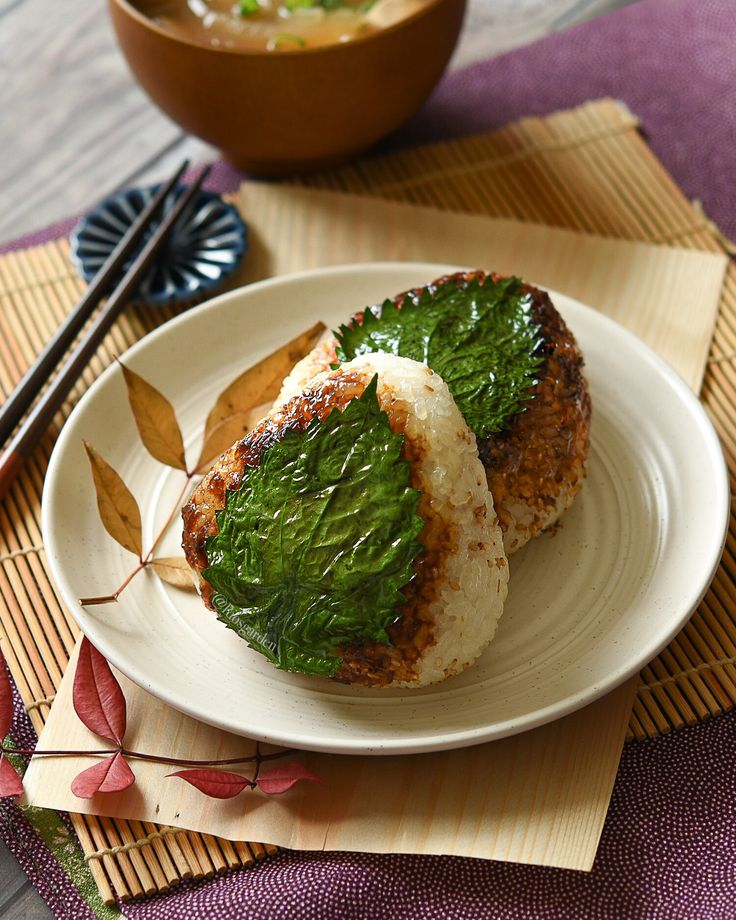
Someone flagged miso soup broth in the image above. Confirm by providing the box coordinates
[142,0,399,51]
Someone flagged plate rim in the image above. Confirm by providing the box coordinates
[42,261,730,753]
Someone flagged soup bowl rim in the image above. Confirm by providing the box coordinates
[112,0,451,57]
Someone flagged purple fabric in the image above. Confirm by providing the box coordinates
[120,711,736,919]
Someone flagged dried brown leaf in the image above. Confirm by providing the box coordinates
[120,363,187,471]
[150,557,198,591]
[194,402,270,475]
[195,322,326,471]
[84,442,143,557]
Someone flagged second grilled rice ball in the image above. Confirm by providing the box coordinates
[277,271,591,554]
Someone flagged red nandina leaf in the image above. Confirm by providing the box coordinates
[0,649,13,739]
[256,763,322,795]
[0,756,23,797]
[71,752,135,799]
[167,769,253,799]
[73,638,127,744]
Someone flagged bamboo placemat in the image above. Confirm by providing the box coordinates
[1,97,734,903]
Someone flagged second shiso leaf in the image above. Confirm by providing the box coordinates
[335,275,544,439]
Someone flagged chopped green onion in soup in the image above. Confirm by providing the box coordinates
[140,0,418,51]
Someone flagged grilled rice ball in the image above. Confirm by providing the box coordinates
[182,353,508,688]
[278,271,591,554]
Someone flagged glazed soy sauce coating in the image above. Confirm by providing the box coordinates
[469,275,591,550]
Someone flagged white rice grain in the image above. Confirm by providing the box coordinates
[335,353,508,687]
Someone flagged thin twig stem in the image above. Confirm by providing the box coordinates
[144,473,195,564]
[79,471,195,606]
[121,748,290,768]
[253,744,263,783]
[78,594,118,606]
[2,743,293,768]
[4,747,118,758]
[112,559,147,598]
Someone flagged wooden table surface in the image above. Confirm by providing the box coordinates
[0,0,635,914]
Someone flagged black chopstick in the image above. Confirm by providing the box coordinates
[0,165,212,500]
[0,160,190,448]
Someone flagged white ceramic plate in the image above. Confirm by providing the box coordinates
[43,263,729,755]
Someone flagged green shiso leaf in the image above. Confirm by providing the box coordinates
[239,0,261,15]
[335,276,544,439]
[203,377,424,678]
[283,0,361,8]
[270,32,307,47]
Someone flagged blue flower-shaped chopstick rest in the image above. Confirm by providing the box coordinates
[70,184,248,307]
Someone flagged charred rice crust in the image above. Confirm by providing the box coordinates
[474,277,591,543]
[181,371,454,687]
